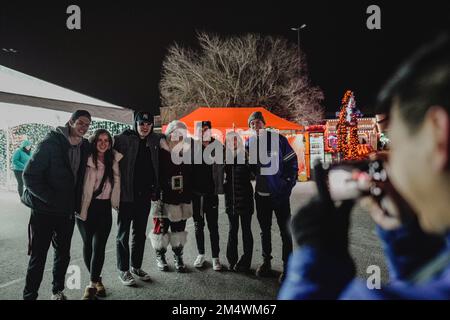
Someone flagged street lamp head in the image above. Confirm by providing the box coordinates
[1,48,18,53]
[291,25,307,31]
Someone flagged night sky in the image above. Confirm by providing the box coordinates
[0,0,448,116]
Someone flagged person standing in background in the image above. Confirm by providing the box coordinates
[12,140,32,197]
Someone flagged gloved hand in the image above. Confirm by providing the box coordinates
[291,196,355,256]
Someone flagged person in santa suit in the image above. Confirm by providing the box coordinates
[148,120,193,272]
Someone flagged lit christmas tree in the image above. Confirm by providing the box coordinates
[336,90,362,160]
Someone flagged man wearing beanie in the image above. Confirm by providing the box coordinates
[22,110,92,300]
[246,110,298,284]
[113,110,164,286]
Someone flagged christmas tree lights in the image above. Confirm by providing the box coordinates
[336,90,362,160]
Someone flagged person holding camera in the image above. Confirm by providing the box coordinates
[278,34,450,300]
[148,120,193,273]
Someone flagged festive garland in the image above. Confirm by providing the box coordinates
[0,120,131,186]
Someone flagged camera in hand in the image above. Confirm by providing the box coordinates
[314,159,387,202]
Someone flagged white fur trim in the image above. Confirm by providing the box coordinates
[148,232,169,250]
[165,120,187,136]
[162,202,193,222]
[169,231,188,248]
[150,200,167,218]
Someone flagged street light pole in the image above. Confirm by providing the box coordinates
[291,24,307,73]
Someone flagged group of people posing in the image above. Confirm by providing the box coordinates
[20,109,298,300]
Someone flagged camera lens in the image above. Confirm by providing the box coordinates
[370,186,382,197]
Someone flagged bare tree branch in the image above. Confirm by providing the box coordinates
[160,32,324,124]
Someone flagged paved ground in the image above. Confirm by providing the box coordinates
[0,182,388,300]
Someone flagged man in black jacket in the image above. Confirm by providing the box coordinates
[113,111,164,286]
[191,121,225,271]
[22,110,91,300]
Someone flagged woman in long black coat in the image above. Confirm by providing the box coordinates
[224,132,255,272]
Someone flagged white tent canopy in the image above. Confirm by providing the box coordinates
[0,103,74,129]
[0,65,134,126]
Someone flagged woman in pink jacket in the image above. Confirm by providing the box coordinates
[76,129,123,300]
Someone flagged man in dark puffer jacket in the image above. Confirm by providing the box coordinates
[22,110,91,300]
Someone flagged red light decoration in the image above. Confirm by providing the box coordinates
[336,90,362,160]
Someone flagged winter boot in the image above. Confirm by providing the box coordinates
[170,231,188,273]
[156,248,169,271]
[149,232,170,271]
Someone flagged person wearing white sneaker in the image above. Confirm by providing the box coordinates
[191,121,225,272]
[193,254,206,268]
[212,257,223,271]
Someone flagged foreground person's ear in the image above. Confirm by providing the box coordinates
[427,106,449,172]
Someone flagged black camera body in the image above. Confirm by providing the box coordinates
[313,159,387,202]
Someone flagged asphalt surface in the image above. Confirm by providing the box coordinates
[0,182,388,300]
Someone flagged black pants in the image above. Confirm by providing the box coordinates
[23,212,75,300]
[76,199,112,282]
[192,193,220,257]
[226,212,253,267]
[255,194,293,265]
[116,197,151,271]
[13,170,24,197]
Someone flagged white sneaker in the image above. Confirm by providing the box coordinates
[51,291,68,300]
[212,257,222,271]
[130,267,151,281]
[193,254,206,268]
[118,270,136,286]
